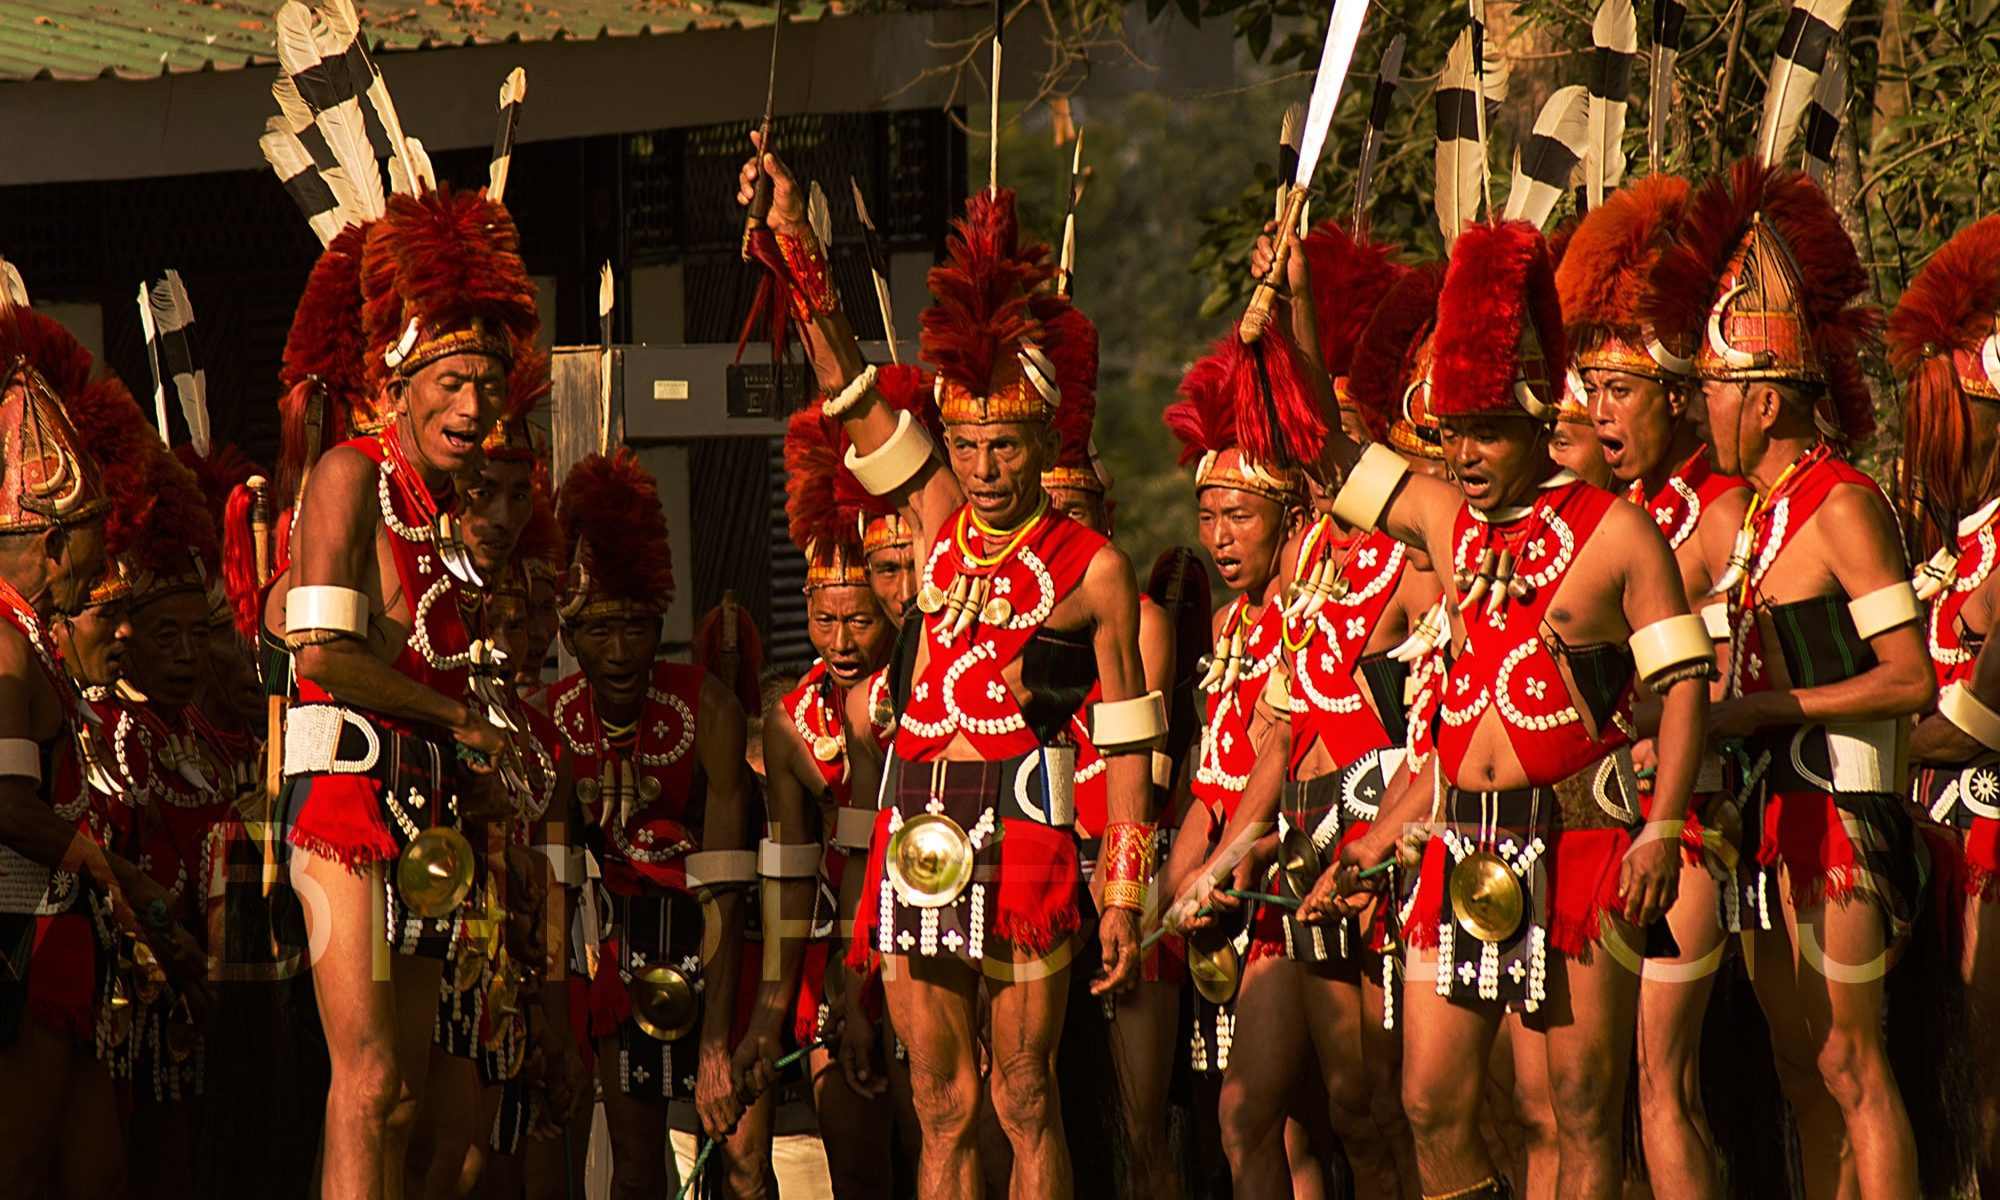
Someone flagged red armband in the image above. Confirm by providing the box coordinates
[1099,821,1156,913]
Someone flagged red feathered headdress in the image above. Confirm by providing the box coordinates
[1557,175,1695,380]
[1348,264,1445,457]
[123,448,220,608]
[1642,160,1879,443]
[1164,329,1314,506]
[174,442,263,632]
[921,189,1068,427]
[555,449,673,620]
[1431,221,1568,422]
[1302,222,1407,407]
[785,402,874,589]
[1888,216,2000,530]
[361,186,539,396]
[0,307,112,534]
[485,341,549,464]
[63,362,159,605]
[1038,302,1106,495]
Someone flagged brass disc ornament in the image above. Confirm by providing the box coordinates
[1448,850,1525,944]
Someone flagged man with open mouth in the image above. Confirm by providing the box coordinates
[737,136,1160,1199]
[273,182,538,1200]
[550,450,760,1196]
[1559,172,1752,1200]
[732,394,906,1198]
[1321,217,1707,1200]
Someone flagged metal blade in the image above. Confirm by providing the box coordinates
[1294,0,1371,187]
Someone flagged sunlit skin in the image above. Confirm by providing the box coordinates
[807,584,893,688]
[944,421,1058,529]
[1439,415,1556,512]
[864,544,916,620]
[1549,418,1612,490]
[399,353,508,477]
[564,608,661,724]
[1586,369,1683,488]
[457,458,535,577]
[125,591,209,710]
[1196,485,1291,598]
[54,598,130,688]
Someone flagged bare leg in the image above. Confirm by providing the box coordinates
[985,943,1074,1200]
[297,848,449,1200]
[810,1043,895,1199]
[1299,964,1402,1198]
[880,954,984,1198]
[1400,944,1505,1194]
[1218,952,1309,1199]
[1636,863,1725,1200]
[1508,1016,1559,1200]
[1105,978,1180,1200]
[1747,915,1854,1200]
[595,1036,673,1197]
[1537,923,1641,1200]
[419,1050,483,1199]
[1360,963,1421,1200]
[1963,887,2000,1198]
[1284,1109,1328,1200]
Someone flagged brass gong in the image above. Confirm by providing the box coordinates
[630,963,700,1042]
[884,813,974,909]
[1185,933,1242,1006]
[1448,850,1525,944]
[398,826,477,918]
[1278,826,1322,901]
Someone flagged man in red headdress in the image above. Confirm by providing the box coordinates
[733,398,902,1196]
[551,450,760,1196]
[1311,217,1706,1200]
[276,181,540,1200]
[1555,173,1751,1200]
[1898,216,2000,1196]
[1651,163,1932,1200]
[0,302,218,1195]
[736,137,1159,1199]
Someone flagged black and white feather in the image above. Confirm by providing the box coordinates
[274,1,384,222]
[1756,0,1853,168]
[1435,28,1506,244]
[1647,0,1686,170]
[139,271,210,458]
[487,68,526,203]
[1800,49,1848,185]
[259,117,345,246]
[0,259,25,313]
[1504,84,1590,229]
[1278,102,1303,225]
[313,0,423,196]
[1585,0,1636,208]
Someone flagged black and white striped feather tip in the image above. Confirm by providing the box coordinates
[1647,0,1686,170]
[143,271,210,458]
[1800,50,1848,185]
[1586,0,1636,208]
[487,68,526,203]
[1351,33,1404,236]
[1757,0,1853,168]
[1504,84,1590,229]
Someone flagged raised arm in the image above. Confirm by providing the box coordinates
[735,132,961,542]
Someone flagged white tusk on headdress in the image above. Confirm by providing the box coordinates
[1514,379,1557,420]
[1706,281,1763,371]
[1981,329,2000,395]
[1644,323,1695,376]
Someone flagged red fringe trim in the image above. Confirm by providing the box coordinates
[1756,792,1859,910]
[1965,815,2000,903]
[1923,826,1971,964]
[847,811,1083,965]
[286,774,398,873]
[588,935,632,1040]
[1402,827,1632,958]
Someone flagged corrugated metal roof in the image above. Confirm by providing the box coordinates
[0,0,828,82]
